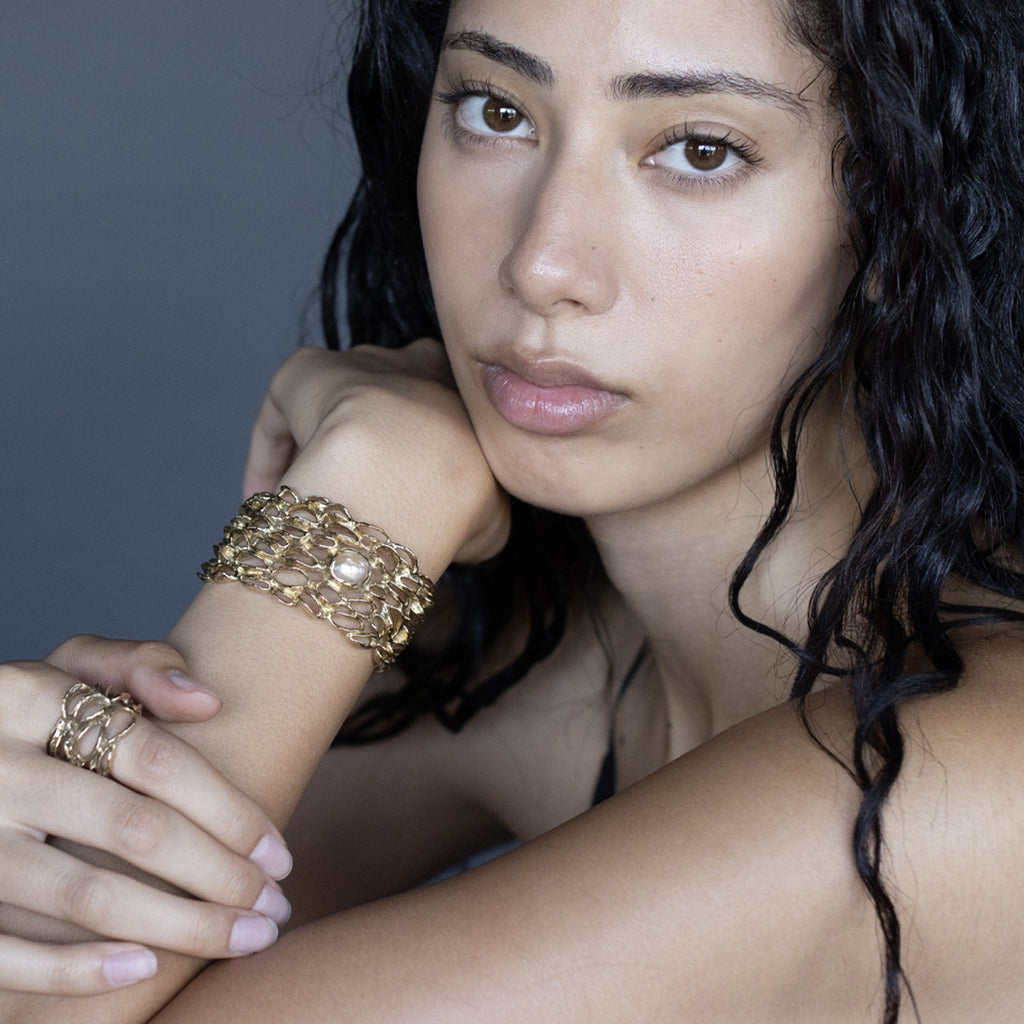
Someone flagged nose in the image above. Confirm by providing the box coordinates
[498,156,619,317]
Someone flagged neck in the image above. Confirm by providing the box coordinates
[585,392,868,736]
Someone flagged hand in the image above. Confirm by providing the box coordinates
[0,636,293,995]
[242,341,510,569]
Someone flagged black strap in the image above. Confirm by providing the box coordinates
[591,643,648,806]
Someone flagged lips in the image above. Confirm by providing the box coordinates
[478,355,627,435]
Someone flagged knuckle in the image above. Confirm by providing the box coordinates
[109,797,167,861]
[128,639,178,670]
[44,633,98,667]
[57,866,116,928]
[181,906,233,957]
[275,346,322,389]
[0,659,51,715]
[130,725,187,785]
[287,345,320,367]
[215,800,263,849]
[218,860,263,909]
[47,949,86,995]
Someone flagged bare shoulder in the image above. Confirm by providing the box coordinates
[157,668,879,1024]
[894,622,1024,824]
[875,624,1024,1018]
[289,605,1024,1018]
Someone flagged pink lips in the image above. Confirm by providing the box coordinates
[479,360,627,435]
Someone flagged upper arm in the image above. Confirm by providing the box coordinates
[151,664,1024,1024]
[149,692,883,1023]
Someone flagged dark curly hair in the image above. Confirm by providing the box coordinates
[322,2,1024,1021]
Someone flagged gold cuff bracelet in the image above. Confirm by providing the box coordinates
[199,486,434,670]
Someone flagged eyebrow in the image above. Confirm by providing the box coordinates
[610,71,809,119]
[442,30,810,120]
[445,30,554,87]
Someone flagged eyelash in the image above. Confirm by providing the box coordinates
[433,74,763,191]
[435,76,534,149]
[651,125,762,192]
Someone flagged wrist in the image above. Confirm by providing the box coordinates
[200,486,434,672]
[279,406,501,580]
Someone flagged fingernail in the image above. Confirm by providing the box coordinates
[166,670,202,692]
[253,884,292,925]
[230,915,278,955]
[103,948,158,987]
[249,833,293,879]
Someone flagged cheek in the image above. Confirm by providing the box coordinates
[417,146,452,310]
[417,126,458,309]
[650,192,849,368]
[417,124,506,332]
[636,207,850,453]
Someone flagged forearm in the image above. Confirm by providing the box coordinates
[164,415,473,826]
[0,347,505,1023]
[0,430,475,1023]
[167,587,373,826]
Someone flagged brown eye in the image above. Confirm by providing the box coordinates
[643,130,748,183]
[482,97,525,133]
[684,139,729,172]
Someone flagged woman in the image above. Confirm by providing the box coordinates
[2,0,1023,1020]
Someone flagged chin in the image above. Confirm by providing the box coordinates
[491,466,594,517]
[494,462,644,520]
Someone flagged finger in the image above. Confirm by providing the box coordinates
[46,636,221,723]
[6,750,291,910]
[0,834,282,960]
[3,661,291,887]
[242,342,453,503]
[115,718,292,877]
[243,345,363,497]
[243,389,297,498]
[0,936,158,995]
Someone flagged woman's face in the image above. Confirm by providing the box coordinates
[418,0,850,518]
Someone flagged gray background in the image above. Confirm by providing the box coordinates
[1,3,360,658]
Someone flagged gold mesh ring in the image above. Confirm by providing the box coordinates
[47,682,143,777]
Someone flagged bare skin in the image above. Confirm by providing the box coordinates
[3,0,1024,1020]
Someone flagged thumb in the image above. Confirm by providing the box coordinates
[45,635,222,723]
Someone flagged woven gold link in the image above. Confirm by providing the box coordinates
[199,487,434,670]
[47,682,143,776]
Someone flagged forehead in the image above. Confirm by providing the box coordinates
[444,0,822,99]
